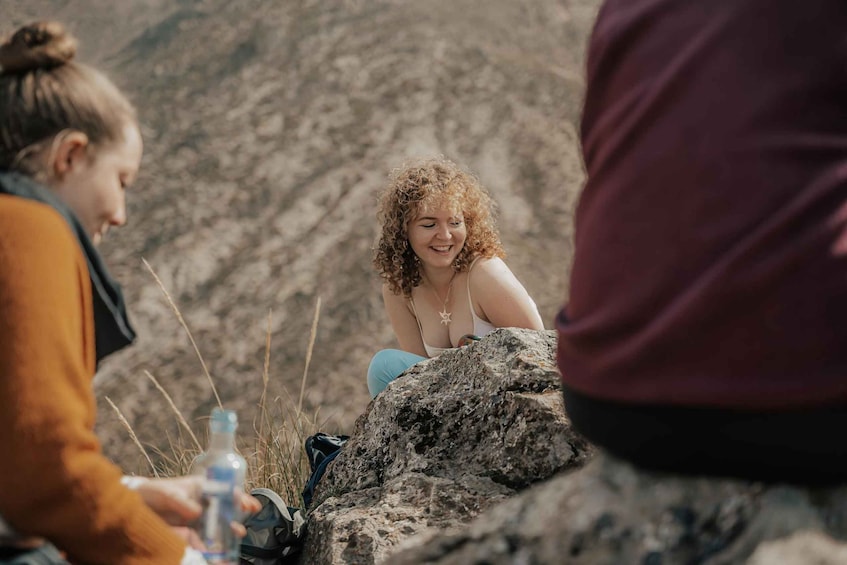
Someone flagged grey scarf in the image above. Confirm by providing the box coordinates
[0,171,136,363]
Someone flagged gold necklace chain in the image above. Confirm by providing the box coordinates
[427,271,458,326]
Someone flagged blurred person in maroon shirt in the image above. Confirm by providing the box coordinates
[557,0,847,483]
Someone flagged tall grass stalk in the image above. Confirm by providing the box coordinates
[298,297,321,417]
[150,433,202,478]
[257,309,272,442]
[114,262,324,508]
[144,370,202,451]
[105,396,159,477]
[248,298,323,504]
[142,257,222,409]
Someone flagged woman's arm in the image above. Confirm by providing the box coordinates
[382,284,428,357]
[471,257,545,330]
[0,202,187,564]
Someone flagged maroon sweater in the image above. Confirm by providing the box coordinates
[558,0,847,410]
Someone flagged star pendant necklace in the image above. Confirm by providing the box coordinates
[429,271,458,326]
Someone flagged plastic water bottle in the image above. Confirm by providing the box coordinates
[192,408,247,564]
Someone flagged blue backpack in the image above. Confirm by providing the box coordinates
[238,433,348,564]
[301,433,349,509]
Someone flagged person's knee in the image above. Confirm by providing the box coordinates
[367,349,415,398]
[367,349,396,398]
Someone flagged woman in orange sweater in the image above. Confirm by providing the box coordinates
[0,22,257,564]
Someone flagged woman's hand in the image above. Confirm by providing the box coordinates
[123,475,262,529]
[123,476,202,526]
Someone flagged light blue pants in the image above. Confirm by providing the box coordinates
[367,349,427,398]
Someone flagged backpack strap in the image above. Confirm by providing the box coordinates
[240,488,305,560]
[302,433,349,509]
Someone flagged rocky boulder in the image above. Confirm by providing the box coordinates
[301,327,847,565]
[390,454,847,564]
[301,328,593,564]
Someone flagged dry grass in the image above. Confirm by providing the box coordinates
[246,299,323,503]
[106,261,324,508]
[105,396,160,478]
[141,258,222,409]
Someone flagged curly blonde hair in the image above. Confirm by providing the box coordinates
[374,157,505,297]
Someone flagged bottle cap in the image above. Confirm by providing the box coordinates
[210,408,238,433]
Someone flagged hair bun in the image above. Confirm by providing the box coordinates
[0,21,77,74]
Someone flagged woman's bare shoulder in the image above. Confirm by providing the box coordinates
[470,256,516,282]
[382,282,413,310]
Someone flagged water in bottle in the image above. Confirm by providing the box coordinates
[192,408,247,564]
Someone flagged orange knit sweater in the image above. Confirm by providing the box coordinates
[0,194,186,564]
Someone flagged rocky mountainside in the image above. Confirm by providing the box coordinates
[7,0,599,470]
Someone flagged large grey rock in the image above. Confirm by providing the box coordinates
[748,531,847,565]
[301,328,593,564]
[388,453,847,565]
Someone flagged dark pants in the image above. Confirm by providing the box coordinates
[0,545,68,565]
[563,386,847,485]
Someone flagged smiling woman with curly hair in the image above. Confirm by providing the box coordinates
[367,157,544,398]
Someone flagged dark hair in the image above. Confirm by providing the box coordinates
[373,157,505,297]
[0,21,137,177]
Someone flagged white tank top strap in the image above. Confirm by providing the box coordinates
[466,257,496,337]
